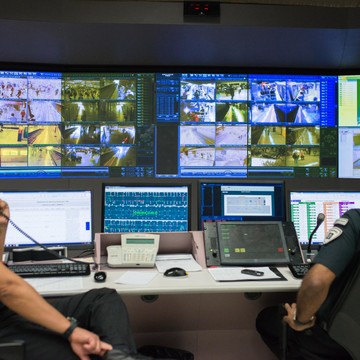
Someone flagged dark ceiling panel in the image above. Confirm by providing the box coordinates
[0,1,358,70]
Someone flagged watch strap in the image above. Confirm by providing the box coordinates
[63,317,78,339]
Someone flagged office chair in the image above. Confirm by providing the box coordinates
[281,255,360,360]
[0,340,25,360]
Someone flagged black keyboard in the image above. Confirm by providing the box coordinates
[9,262,91,278]
[288,263,311,279]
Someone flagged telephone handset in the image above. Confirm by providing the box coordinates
[107,233,160,268]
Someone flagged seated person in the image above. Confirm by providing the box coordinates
[256,209,360,359]
[0,198,156,360]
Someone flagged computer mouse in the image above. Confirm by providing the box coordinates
[94,271,107,283]
[164,267,188,277]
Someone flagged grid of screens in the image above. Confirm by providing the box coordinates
[289,190,360,246]
[157,73,337,178]
[199,181,285,228]
[0,71,154,178]
[0,69,338,179]
[216,221,290,265]
[2,190,93,249]
[102,184,190,233]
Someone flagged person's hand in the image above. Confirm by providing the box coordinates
[68,327,113,360]
[283,303,316,331]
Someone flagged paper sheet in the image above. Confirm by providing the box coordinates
[208,266,282,282]
[155,254,202,273]
[25,277,84,292]
[115,271,158,285]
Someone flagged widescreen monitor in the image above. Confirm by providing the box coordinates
[2,190,93,249]
[0,69,338,180]
[102,184,190,233]
[199,181,285,228]
[289,190,360,246]
[0,70,154,179]
[156,73,338,178]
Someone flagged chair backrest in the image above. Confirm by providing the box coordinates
[327,256,360,360]
[0,340,25,360]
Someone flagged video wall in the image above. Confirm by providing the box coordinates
[0,68,350,179]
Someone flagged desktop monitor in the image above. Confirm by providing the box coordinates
[102,184,190,233]
[2,190,93,249]
[289,190,360,247]
[216,221,290,266]
[199,181,285,228]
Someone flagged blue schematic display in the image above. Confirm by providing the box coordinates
[102,185,190,233]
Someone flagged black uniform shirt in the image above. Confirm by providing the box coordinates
[313,209,360,321]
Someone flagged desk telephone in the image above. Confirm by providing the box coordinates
[107,233,160,268]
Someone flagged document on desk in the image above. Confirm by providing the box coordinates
[115,271,158,285]
[155,254,202,273]
[208,267,283,282]
[25,277,84,292]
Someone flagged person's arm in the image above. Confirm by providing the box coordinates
[0,200,112,359]
[283,263,336,331]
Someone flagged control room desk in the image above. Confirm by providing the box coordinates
[28,266,301,360]
[32,266,302,297]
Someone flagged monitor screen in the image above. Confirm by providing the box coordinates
[2,190,93,249]
[156,73,337,178]
[338,74,360,178]
[0,70,154,179]
[289,190,360,246]
[216,221,290,266]
[102,184,190,233]
[199,181,285,228]
[0,69,338,179]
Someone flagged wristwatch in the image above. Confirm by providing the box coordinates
[63,317,78,339]
[293,312,314,326]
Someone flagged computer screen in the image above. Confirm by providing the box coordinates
[216,221,290,265]
[2,190,93,249]
[102,184,190,233]
[338,74,360,178]
[0,69,338,179]
[156,72,337,178]
[0,70,154,179]
[199,181,285,228]
[289,190,360,246]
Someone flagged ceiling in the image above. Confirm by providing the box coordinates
[1,0,360,72]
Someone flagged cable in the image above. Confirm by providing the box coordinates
[0,212,90,265]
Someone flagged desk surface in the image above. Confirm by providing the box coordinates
[29,266,302,297]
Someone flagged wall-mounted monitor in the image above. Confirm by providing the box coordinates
[289,190,360,246]
[0,69,338,179]
[0,70,154,179]
[338,74,360,178]
[156,73,338,179]
[102,184,190,233]
[2,190,93,249]
[199,181,285,228]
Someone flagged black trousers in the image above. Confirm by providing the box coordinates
[256,305,352,360]
[0,288,137,360]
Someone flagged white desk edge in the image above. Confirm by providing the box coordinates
[36,266,302,297]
